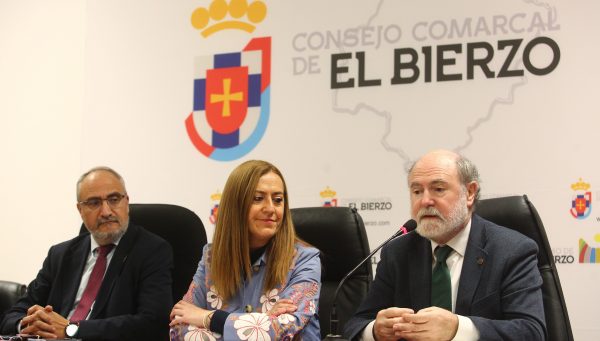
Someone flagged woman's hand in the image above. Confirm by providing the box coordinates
[170,300,213,328]
[267,298,297,317]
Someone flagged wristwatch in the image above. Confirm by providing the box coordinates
[65,322,79,338]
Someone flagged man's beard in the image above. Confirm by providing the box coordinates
[90,218,129,244]
[415,190,469,243]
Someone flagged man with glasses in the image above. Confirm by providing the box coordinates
[0,167,173,340]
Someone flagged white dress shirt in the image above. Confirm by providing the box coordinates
[360,218,480,341]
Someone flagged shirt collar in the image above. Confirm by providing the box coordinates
[257,251,268,266]
[250,245,268,266]
[430,216,472,257]
[89,234,122,256]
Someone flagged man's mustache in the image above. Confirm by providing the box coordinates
[417,207,445,222]
[97,217,119,227]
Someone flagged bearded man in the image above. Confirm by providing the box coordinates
[344,150,546,341]
[0,167,173,340]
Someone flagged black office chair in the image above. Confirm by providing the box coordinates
[475,195,574,341]
[80,203,207,303]
[291,207,372,339]
[0,280,27,323]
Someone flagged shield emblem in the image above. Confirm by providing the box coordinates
[210,203,219,225]
[205,67,248,137]
[186,37,271,161]
[323,199,338,207]
[570,192,592,219]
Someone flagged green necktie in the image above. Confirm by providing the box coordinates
[431,245,453,311]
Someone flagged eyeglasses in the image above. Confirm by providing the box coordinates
[79,193,127,210]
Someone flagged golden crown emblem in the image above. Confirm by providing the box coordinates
[191,0,267,37]
[320,186,337,199]
[210,191,222,201]
[571,178,591,191]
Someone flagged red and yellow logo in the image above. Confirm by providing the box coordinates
[570,178,592,219]
[209,191,222,224]
[321,186,338,207]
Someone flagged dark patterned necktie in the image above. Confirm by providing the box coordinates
[71,244,115,321]
[431,245,453,311]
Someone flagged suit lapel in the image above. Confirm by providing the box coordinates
[455,215,488,315]
[58,235,90,316]
[89,224,139,318]
[408,235,432,311]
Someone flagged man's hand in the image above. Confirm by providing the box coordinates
[20,305,68,339]
[373,307,415,341]
[393,306,458,341]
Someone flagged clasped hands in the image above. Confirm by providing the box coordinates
[19,305,68,339]
[169,298,298,329]
[373,306,458,341]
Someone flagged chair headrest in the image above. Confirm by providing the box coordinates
[291,206,372,281]
[475,195,552,267]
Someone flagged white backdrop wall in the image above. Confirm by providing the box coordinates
[2,1,599,339]
[0,0,85,288]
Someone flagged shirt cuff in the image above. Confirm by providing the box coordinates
[453,315,480,341]
[359,320,376,341]
[210,309,229,334]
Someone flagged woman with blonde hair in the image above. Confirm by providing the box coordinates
[170,160,321,340]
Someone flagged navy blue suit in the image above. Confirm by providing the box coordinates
[0,224,173,340]
[344,214,546,340]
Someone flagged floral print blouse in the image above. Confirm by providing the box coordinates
[170,242,321,341]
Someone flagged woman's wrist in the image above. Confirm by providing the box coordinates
[203,311,215,329]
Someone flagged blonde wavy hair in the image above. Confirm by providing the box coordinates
[210,160,299,301]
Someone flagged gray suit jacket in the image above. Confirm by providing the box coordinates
[344,214,546,341]
[0,224,174,340]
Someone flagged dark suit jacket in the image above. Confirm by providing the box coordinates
[344,214,546,341]
[0,224,174,340]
